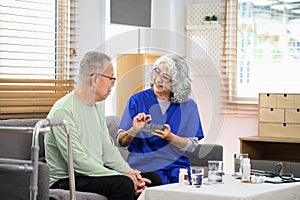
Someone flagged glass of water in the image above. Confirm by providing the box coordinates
[208,160,224,184]
[191,166,204,188]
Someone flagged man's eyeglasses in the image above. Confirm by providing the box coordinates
[90,73,116,82]
[152,67,172,83]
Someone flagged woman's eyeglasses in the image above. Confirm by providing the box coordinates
[152,67,172,83]
[90,73,116,82]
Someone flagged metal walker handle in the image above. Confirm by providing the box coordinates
[0,118,76,200]
[30,118,76,200]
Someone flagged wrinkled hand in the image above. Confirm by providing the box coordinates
[124,170,152,196]
[132,113,152,133]
[151,124,174,141]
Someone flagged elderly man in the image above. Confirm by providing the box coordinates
[45,51,158,200]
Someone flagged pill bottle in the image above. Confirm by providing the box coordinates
[179,168,188,184]
[241,158,251,183]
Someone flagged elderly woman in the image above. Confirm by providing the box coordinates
[117,54,204,184]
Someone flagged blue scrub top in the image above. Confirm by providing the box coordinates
[119,89,204,184]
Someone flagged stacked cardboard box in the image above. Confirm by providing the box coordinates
[259,93,300,138]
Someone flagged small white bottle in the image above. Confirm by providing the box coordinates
[179,168,188,185]
[241,158,251,183]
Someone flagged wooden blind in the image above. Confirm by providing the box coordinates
[220,0,258,117]
[0,0,78,119]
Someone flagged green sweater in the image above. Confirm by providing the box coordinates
[45,91,132,186]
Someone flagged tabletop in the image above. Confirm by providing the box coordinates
[138,175,300,200]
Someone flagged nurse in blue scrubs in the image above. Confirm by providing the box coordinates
[117,54,204,185]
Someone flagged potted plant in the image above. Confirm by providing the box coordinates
[211,15,218,24]
[203,16,211,24]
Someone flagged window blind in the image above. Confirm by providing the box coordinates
[0,0,78,119]
[221,0,258,117]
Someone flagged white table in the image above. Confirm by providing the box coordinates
[138,175,300,200]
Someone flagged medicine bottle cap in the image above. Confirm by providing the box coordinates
[179,168,188,173]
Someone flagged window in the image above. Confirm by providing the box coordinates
[0,0,78,119]
[222,0,300,116]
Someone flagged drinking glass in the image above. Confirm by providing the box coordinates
[190,166,204,188]
[208,160,224,183]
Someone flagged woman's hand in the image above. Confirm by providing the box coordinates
[151,124,174,141]
[151,124,188,149]
[118,113,151,146]
[132,113,152,133]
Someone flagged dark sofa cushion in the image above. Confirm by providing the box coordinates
[49,189,107,200]
[105,115,129,161]
[186,144,223,166]
[0,118,41,127]
[0,118,45,160]
[0,158,49,200]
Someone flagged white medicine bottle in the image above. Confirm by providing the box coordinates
[241,158,251,182]
[179,168,188,184]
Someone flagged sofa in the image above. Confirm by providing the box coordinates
[0,118,108,200]
[0,116,223,199]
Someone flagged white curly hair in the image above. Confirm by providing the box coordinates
[151,54,192,103]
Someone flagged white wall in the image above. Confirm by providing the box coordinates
[78,0,259,175]
[77,0,105,59]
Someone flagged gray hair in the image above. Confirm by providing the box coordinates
[79,51,111,81]
[152,54,192,103]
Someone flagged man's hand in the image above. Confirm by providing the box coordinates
[124,170,152,196]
